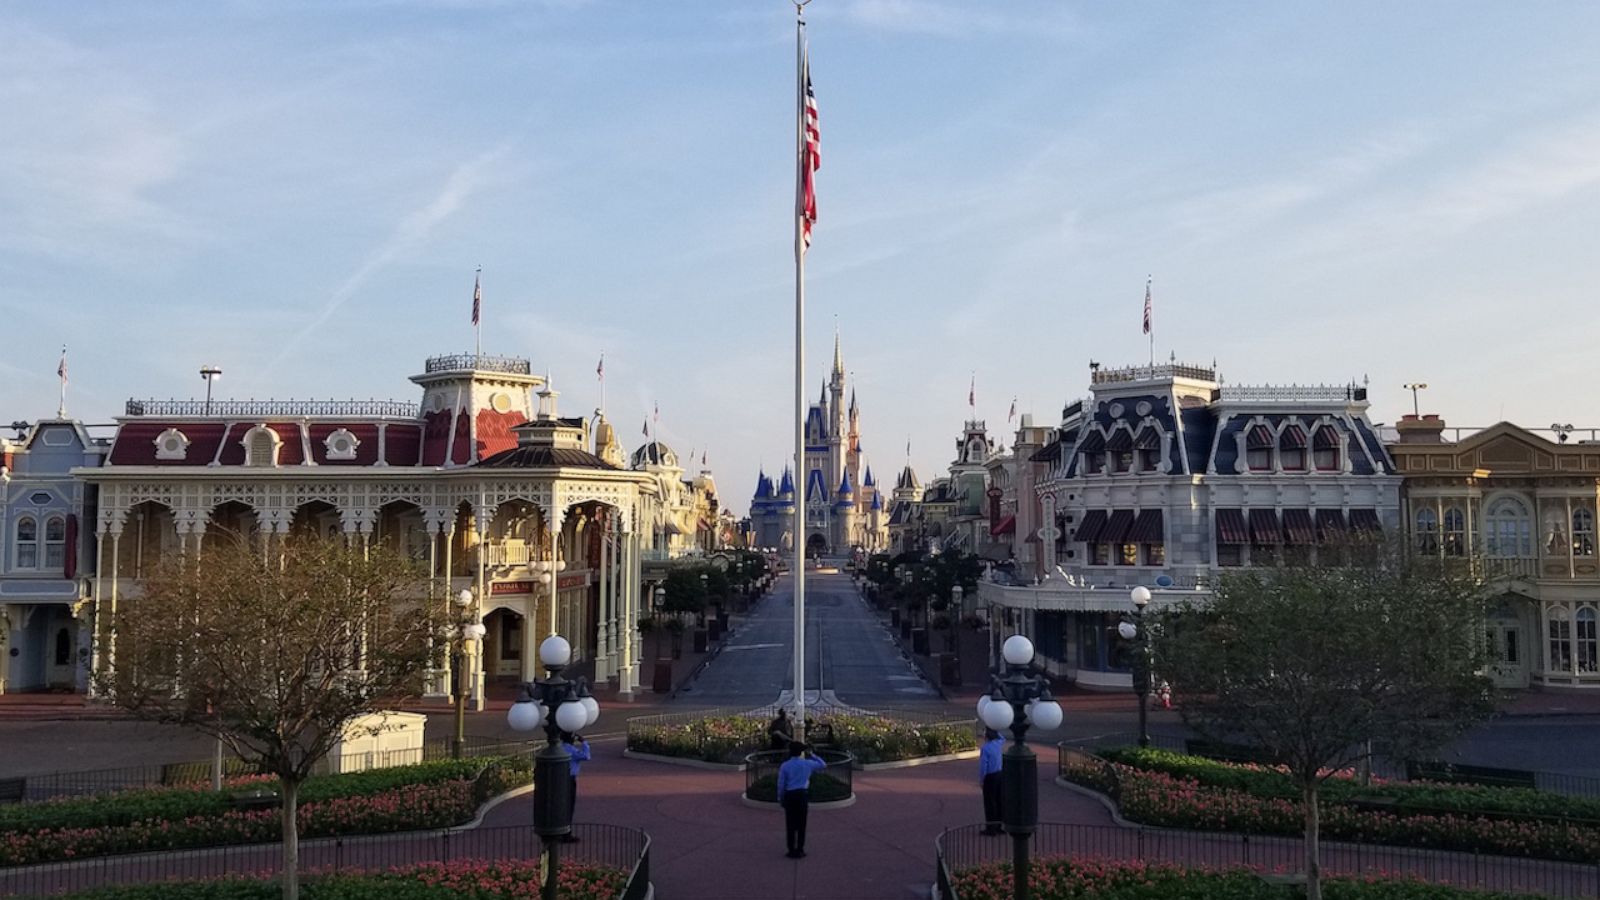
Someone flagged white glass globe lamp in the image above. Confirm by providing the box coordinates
[980,697,1014,732]
[1002,635,1034,667]
[1131,586,1152,608]
[580,696,600,727]
[539,635,572,667]
[1117,621,1138,641]
[506,699,545,732]
[1031,699,1064,731]
[555,701,588,734]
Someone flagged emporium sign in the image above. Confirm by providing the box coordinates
[491,581,533,596]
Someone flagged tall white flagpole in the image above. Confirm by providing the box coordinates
[792,1,809,735]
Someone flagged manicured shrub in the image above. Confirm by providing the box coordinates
[744,773,851,803]
[61,859,627,900]
[627,713,975,764]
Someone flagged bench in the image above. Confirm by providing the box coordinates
[1185,739,1279,766]
[0,778,26,805]
[1405,760,1538,790]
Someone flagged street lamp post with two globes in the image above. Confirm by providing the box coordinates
[451,588,487,760]
[978,635,1064,900]
[1121,586,1153,748]
[506,634,601,900]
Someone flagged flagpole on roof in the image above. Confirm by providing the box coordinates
[792,0,813,737]
[56,345,68,419]
[472,266,483,363]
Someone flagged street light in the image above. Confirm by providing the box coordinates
[199,366,222,415]
[506,634,601,900]
[979,634,1063,900]
[1126,586,1152,748]
[1402,382,1428,417]
[452,588,486,760]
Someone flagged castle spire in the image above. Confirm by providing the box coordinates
[831,327,844,380]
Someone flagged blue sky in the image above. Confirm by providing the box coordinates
[3,1,1599,516]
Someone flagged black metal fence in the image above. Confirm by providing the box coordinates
[743,749,855,803]
[0,822,649,898]
[1,735,540,804]
[1060,732,1600,800]
[934,822,1600,900]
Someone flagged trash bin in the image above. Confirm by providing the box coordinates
[911,627,929,656]
[939,653,961,686]
[653,659,673,693]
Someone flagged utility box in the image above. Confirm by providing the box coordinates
[328,711,427,773]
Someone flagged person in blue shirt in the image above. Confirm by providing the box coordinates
[979,728,1006,835]
[562,731,592,844]
[777,741,827,858]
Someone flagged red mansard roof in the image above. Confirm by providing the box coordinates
[109,420,429,467]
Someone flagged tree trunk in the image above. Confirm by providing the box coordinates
[1303,782,1321,900]
[281,777,301,900]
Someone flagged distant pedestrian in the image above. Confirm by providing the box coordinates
[768,709,794,750]
[1158,680,1172,709]
[778,741,827,858]
[979,728,1005,835]
[562,731,591,843]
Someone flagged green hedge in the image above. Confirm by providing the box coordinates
[952,857,1533,900]
[744,772,851,803]
[1098,748,1600,823]
[628,713,976,764]
[62,860,624,900]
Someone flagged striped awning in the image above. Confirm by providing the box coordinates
[1313,426,1342,449]
[1280,425,1307,448]
[1101,509,1136,545]
[1077,431,1106,453]
[1349,508,1383,533]
[1074,509,1107,544]
[1282,508,1316,545]
[1316,508,1347,539]
[1248,508,1282,544]
[1247,424,1273,448]
[1130,509,1165,543]
[991,514,1016,536]
[1216,509,1249,544]
[1106,429,1134,451]
[1134,428,1161,449]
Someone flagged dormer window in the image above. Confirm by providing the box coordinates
[1279,425,1307,471]
[154,428,191,461]
[243,425,281,467]
[324,428,360,461]
[1312,426,1341,471]
[15,516,38,569]
[1077,430,1106,475]
[1134,428,1161,472]
[1245,425,1273,471]
[1107,429,1134,473]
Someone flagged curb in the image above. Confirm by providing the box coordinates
[740,793,856,811]
[621,749,744,771]
[860,749,981,771]
[447,783,536,832]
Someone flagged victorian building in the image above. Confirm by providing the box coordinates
[979,361,1399,688]
[1390,416,1600,690]
[748,335,887,556]
[73,352,663,705]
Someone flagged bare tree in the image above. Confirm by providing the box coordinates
[1152,542,1496,900]
[99,535,440,900]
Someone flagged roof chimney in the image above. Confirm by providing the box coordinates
[1395,414,1447,444]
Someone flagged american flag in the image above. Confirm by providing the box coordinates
[1142,278,1152,336]
[597,354,604,380]
[642,417,649,437]
[57,346,67,385]
[471,269,482,326]
[799,46,819,253]
[968,375,975,409]
[1008,397,1016,423]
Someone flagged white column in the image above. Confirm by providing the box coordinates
[595,513,612,682]
[621,527,640,697]
[548,505,565,638]
[473,503,489,712]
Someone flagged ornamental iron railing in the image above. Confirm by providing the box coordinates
[124,398,421,418]
[424,353,533,375]
[1219,383,1366,403]
[1090,362,1216,385]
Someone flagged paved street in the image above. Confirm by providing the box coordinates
[677,570,939,709]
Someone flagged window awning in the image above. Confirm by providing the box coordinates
[1077,431,1106,453]
[1129,509,1165,544]
[1101,509,1136,545]
[1349,508,1383,533]
[1247,424,1273,448]
[1216,509,1249,545]
[1106,429,1134,451]
[1315,508,1347,539]
[1279,425,1307,448]
[1249,508,1282,544]
[1074,509,1107,544]
[1313,427,1342,449]
[991,514,1016,536]
[1134,428,1161,450]
[1282,508,1316,545]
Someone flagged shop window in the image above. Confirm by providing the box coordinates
[1443,507,1467,557]
[1574,508,1596,557]
[1579,608,1598,674]
[1549,612,1573,673]
[44,517,66,569]
[15,517,37,569]
[1485,497,1532,558]
[1415,508,1439,555]
[1118,543,1138,566]
[1082,452,1103,475]
[1113,451,1133,473]
[1216,544,1243,567]
[1089,544,1110,566]
[1144,543,1165,566]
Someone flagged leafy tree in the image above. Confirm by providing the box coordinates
[661,566,709,616]
[1152,542,1496,900]
[99,536,439,900]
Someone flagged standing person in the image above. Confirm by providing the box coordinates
[777,741,827,858]
[768,709,794,751]
[562,731,591,843]
[979,728,1005,835]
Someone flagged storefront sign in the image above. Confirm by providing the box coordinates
[557,571,590,591]
[491,581,533,596]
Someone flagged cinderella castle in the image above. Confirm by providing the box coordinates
[749,335,888,556]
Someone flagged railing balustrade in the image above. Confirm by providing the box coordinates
[125,398,422,418]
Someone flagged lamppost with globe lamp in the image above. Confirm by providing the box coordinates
[978,635,1064,900]
[1122,586,1153,748]
[451,589,486,760]
[506,634,600,900]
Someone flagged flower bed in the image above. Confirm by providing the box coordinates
[628,712,975,764]
[61,859,626,899]
[0,759,531,868]
[951,857,1530,900]
[1062,754,1600,863]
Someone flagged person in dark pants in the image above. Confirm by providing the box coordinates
[979,728,1005,835]
[562,731,591,843]
[767,709,794,751]
[777,740,827,858]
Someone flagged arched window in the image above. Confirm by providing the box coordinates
[1443,507,1467,557]
[244,425,280,467]
[1245,425,1273,471]
[1550,607,1573,673]
[1312,426,1342,471]
[1574,508,1596,557]
[43,517,66,569]
[1415,508,1439,555]
[15,516,38,568]
[1134,428,1162,473]
[1578,607,1598,674]
[1484,496,1532,559]
[1279,426,1307,472]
